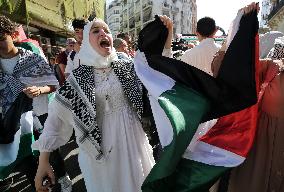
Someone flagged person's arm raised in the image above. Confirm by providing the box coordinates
[159,15,173,57]
[158,15,173,50]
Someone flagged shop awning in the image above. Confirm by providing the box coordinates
[0,0,26,21]
[26,0,105,34]
[0,0,105,34]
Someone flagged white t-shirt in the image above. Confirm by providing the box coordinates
[179,38,221,76]
[0,54,49,116]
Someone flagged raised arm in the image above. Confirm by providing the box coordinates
[159,15,174,57]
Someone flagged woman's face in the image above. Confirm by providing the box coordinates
[89,20,113,57]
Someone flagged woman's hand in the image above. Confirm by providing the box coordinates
[158,15,173,32]
[34,155,55,192]
[23,85,55,98]
[23,86,41,98]
[241,2,260,14]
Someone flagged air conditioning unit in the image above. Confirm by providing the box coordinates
[40,37,51,46]
[40,37,51,53]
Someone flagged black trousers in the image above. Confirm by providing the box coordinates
[16,155,38,191]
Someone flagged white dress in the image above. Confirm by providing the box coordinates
[33,68,154,192]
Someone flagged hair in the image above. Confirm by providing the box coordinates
[0,15,16,36]
[117,33,127,39]
[196,17,216,37]
[66,37,76,45]
[72,18,88,29]
[113,38,125,49]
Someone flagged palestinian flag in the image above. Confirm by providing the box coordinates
[134,9,259,192]
[0,111,34,180]
[0,93,34,179]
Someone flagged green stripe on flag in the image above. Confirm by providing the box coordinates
[0,133,34,180]
[48,92,56,103]
[142,82,210,192]
[172,158,228,192]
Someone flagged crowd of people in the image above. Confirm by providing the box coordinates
[0,2,283,192]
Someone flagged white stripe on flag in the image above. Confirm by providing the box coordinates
[148,95,175,147]
[134,51,175,98]
[187,119,218,151]
[0,111,33,166]
[0,130,21,166]
[134,51,175,147]
[184,141,245,167]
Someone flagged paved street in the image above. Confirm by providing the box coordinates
[4,139,86,192]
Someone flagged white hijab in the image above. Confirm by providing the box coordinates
[78,18,117,68]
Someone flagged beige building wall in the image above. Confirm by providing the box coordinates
[120,0,197,39]
[106,0,122,37]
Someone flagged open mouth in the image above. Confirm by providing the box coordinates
[99,39,111,48]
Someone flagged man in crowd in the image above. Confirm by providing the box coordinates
[56,38,76,84]
[0,15,60,191]
[65,18,88,77]
[179,16,221,76]
[117,32,135,57]
[113,38,132,61]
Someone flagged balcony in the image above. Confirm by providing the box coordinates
[267,0,284,20]
[172,7,179,13]
[162,10,170,16]
[135,3,141,12]
[143,7,152,22]
[163,2,170,8]
[135,15,141,26]
[135,15,141,22]
[123,21,128,28]
[130,6,134,15]
[108,1,121,9]
[129,17,135,29]
[142,0,153,8]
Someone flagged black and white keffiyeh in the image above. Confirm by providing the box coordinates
[112,59,143,119]
[55,60,143,160]
[267,37,284,60]
[0,48,58,115]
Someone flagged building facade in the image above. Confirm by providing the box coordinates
[120,0,197,39]
[106,0,122,37]
[0,0,105,49]
[263,0,284,32]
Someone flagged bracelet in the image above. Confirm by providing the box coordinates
[38,87,42,95]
